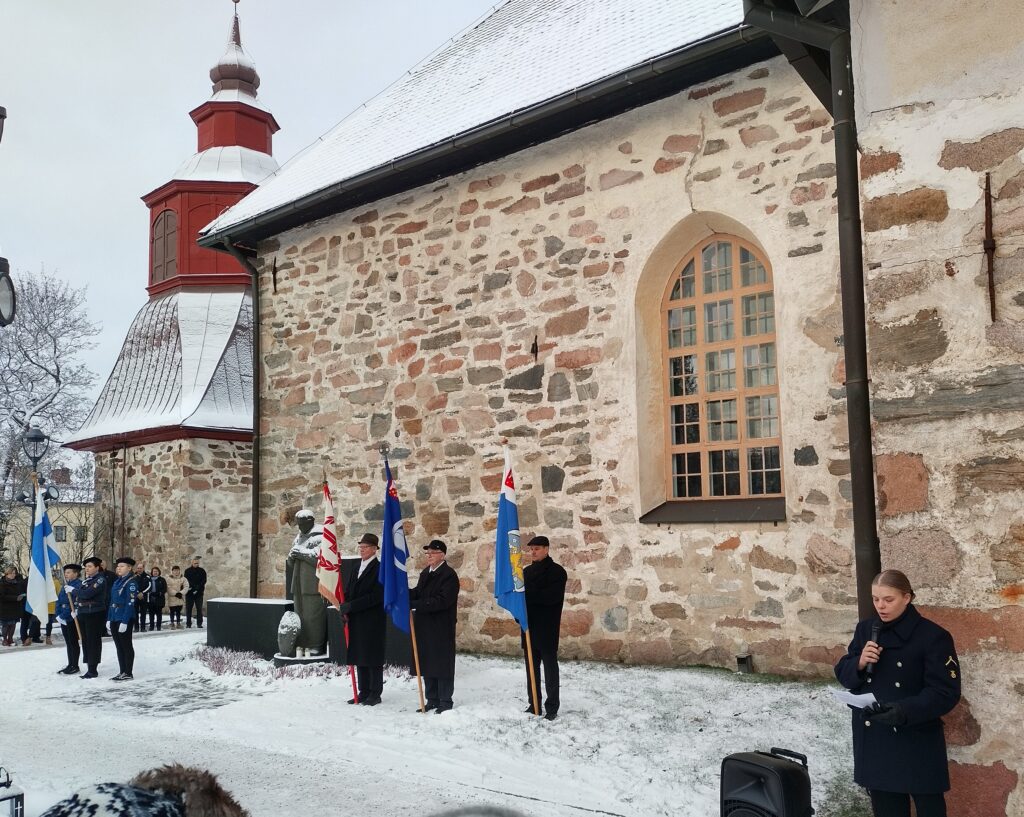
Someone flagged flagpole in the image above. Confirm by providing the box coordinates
[524,628,541,716]
[323,475,360,703]
[408,609,426,712]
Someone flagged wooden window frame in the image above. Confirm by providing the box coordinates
[151,209,178,285]
[660,234,785,509]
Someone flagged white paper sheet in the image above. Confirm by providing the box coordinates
[831,689,878,708]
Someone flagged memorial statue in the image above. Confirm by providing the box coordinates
[285,509,327,657]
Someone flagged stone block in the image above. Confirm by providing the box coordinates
[599,169,643,190]
[589,579,619,596]
[876,452,929,516]
[874,365,1024,423]
[919,604,1024,653]
[651,602,687,620]
[504,364,545,391]
[561,609,594,637]
[591,639,624,660]
[944,698,982,747]
[480,617,521,640]
[749,544,798,575]
[956,456,1024,498]
[713,88,766,116]
[602,606,629,632]
[796,607,857,635]
[739,125,778,147]
[939,128,1024,171]
[992,524,1024,584]
[869,309,949,368]
[629,639,674,664]
[793,445,819,466]
[753,598,783,618]
[543,507,573,528]
[946,761,1018,817]
[544,307,589,337]
[541,465,565,493]
[860,150,901,178]
[804,530,853,578]
[544,180,585,203]
[662,134,701,153]
[863,188,949,232]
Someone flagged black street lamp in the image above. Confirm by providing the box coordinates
[0,105,15,329]
[22,426,50,472]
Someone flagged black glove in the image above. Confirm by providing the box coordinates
[864,701,906,726]
[176,593,183,598]
[337,602,351,615]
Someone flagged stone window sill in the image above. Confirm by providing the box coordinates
[639,497,786,524]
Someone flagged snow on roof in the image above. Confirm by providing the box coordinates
[202,0,743,237]
[173,146,279,184]
[66,288,253,446]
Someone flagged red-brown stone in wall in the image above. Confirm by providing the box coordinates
[554,347,602,369]
[591,638,624,660]
[479,617,521,640]
[662,134,701,153]
[863,188,949,232]
[629,639,674,664]
[599,169,644,190]
[521,173,560,192]
[688,81,732,100]
[716,536,740,550]
[560,609,594,637]
[794,110,831,132]
[749,544,798,574]
[654,157,686,174]
[544,179,586,203]
[502,196,540,215]
[798,644,846,665]
[774,136,812,154]
[998,170,1024,200]
[944,698,982,746]
[946,761,1017,817]
[939,128,1024,172]
[394,220,428,234]
[545,307,589,337]
[740,125,778,147]
[468,174,505,193]
[919,604,1024,652]
[876,452,929,516]
[712,87,766,117]
[860,150,902,178]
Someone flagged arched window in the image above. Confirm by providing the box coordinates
[151,209,178,284]
[662,235,783,502]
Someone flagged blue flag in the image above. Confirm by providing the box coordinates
[26,488,61,617]
[378,460,411,632]
[494,447,528,631]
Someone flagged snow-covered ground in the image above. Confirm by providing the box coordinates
[0,630,868,816]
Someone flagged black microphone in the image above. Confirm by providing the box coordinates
[866,623,881,675]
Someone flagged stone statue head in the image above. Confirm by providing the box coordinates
[296,509,316,535]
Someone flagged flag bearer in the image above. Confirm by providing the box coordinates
[54,563,83,675]
[522,535,567,720]
[109,557,140,681]
[337,533,386,705]
[75,557,108,678]
[409,540,460,713]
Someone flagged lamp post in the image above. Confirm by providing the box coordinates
[0,106,14,329]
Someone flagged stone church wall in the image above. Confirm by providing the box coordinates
[851,1,1024,811]
[252,53,858,676]
[93,438,252,600]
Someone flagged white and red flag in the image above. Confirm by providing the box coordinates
[316,480,344,607]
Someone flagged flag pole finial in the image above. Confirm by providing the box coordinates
[378,441,391,460]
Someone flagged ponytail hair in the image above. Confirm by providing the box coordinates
[872,569,915,600]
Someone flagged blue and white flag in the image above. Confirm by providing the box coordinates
[494,447,528,631]
[26,487,61,617]
[378,460,411,633]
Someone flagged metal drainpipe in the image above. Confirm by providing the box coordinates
[222,237,262,599]
[742,1,880,619]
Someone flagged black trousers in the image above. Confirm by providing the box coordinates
[61,622,81,668]
[79,613,105,670]
[45,613,57,638]
[870,790,946,817]
[169,606,182,624]
[525,647,560,714]
[111,625,135,675]
[424,676,454,707]
[135,602,147,631]
[148,604,163,630]
[20,613,41,642]
[186,592,204,626]
[356,665,384,700]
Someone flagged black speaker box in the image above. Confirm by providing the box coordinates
[721,747,813,817]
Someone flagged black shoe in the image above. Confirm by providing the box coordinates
[361,696,382,706]
[59,666,80,675]
[347,698,360,705]
[421,703,438,713]
[113,673,133,681]
[80,670,98,679]
[543,712,558,721]
[524,706,541,715]
[435,704,453,714]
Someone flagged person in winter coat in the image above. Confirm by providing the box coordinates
[337,533,386,705]
[165,565,188,629]
[521,535,568,720]
[0,566,26,646]
[73,556,109,677]
[835,569,961,817]
[184,557,208,629]
[99,559,117,637]
[54,563,83,674]
[132,562,151,632]
[109,557,140,680]
[146,567,167,631]
[409,539,460,713]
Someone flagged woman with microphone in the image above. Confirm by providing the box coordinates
[835,569,961,817]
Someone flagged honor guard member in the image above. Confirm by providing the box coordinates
[835,570,961,817]
[108,557,140,681]
[54,564,83,675]
[74,557,109,678]
[337,533,386,706]
[409,540,460,713]
[522,535,567,720]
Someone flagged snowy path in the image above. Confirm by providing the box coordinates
[0,630,859,816]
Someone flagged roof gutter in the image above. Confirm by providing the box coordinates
[199,25,774,251]
[220,237,263,599]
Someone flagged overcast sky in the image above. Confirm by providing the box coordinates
[0,0,499,402]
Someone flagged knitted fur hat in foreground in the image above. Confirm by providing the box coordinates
[40,765,248,817]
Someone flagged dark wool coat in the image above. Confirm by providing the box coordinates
[409,561,459,679]
[146,576,167,608]
[521,556,567,655]
[834,604,961,794]
[0,575,27,620]
[343,557,386,666]
[76,572,109,616]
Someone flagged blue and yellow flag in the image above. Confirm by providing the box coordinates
[494,447,528,631]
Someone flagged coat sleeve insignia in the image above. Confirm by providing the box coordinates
[945,656,958,667]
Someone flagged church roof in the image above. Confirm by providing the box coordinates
[65,289,253,449]
[173,145,278,185]
[200,0,752,245]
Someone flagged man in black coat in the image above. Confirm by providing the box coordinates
[184,557,208,628]
[131,562,150,632]
[409,539,460,713]
[521,535,568,720]
[99,559,117,637]
[338,533,386,706]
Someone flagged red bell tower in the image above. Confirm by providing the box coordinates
[142,3,279,296]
